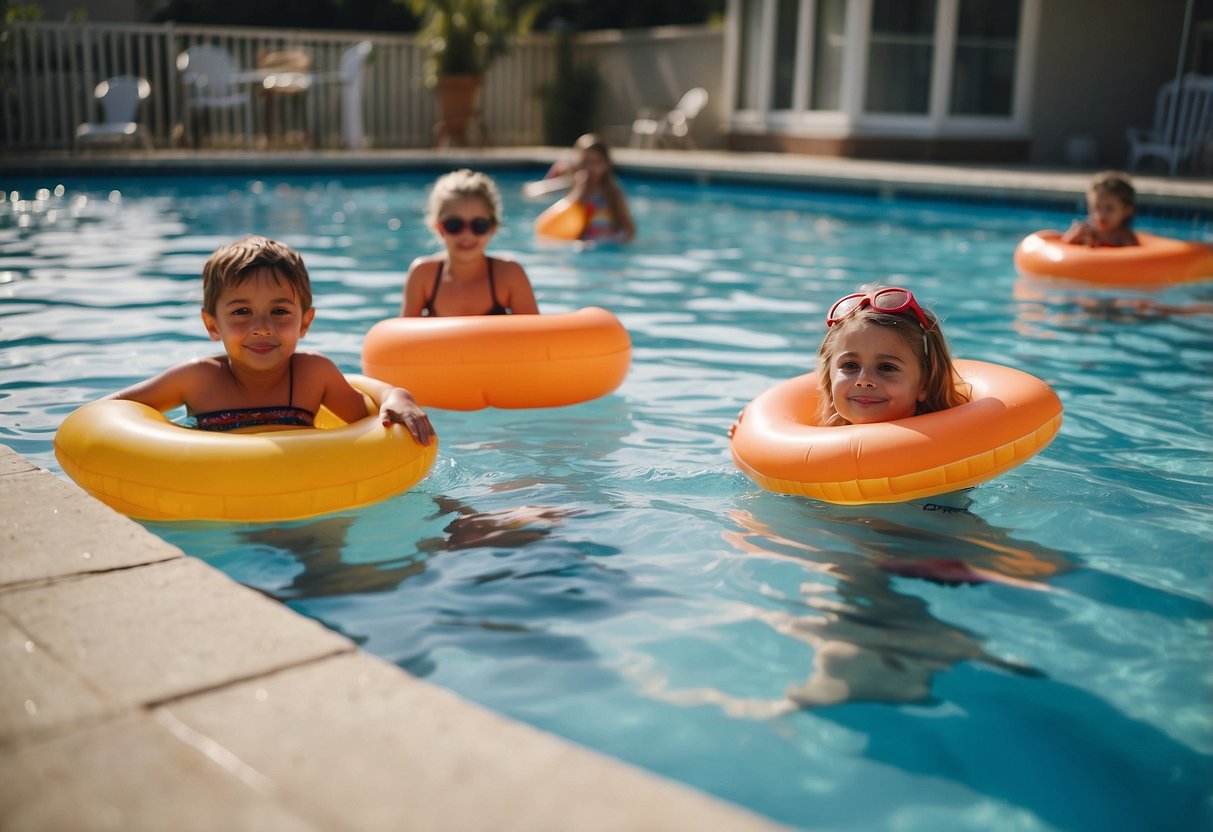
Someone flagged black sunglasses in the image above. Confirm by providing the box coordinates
[440,216,495,236]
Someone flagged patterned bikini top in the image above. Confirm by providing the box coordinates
[192,356,315,432]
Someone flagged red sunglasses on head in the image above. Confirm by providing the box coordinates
[440,216,495,236]
[826,287,934,331]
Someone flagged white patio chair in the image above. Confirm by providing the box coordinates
[75,75,152,151]
[1127,73,1213,176]
[630,87,709,150]
[176,44,254,148]
[308,41,373,149]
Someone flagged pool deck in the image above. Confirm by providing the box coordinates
[2,147,1212,832]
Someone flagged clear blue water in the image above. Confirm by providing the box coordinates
[3,169,1211,832]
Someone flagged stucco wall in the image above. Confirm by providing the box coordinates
[1029,0,1191,167]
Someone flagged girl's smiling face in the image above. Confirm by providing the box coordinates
[436,195,497,259]
[828,320,926,424]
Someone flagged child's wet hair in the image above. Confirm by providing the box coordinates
[815,296,968,426]
[427,168,503,226]
[201,236,311,314]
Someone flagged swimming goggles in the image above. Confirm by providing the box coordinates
[826,287,934,331]
[440,216,496,236]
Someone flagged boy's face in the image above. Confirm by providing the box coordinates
[1087,190,1133,234]
[201,267,314,371]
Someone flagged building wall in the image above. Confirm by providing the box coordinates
[1028,0,1191,167]
[581,26,726,150]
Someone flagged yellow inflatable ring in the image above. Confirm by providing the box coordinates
[1014,230,1213,286]
[534,197,587,241]
[54,375,438,522]
[361,307,631,410]
[729,359,1062,505]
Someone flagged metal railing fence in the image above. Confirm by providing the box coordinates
[0,21,559,150]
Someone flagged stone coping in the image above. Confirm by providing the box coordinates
[3,146,1212,212]
[0,445,788,832]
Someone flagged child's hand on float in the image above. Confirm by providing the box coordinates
[381,389,435,445]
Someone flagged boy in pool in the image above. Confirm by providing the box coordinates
[1061,170,1139,247]
[816,285,968,426]
[109,235,434,443]
[401,169,539,317]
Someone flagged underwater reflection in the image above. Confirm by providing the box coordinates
[240,497,577,600]
[723,498,1068,707]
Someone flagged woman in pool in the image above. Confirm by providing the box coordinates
[401,169,539,317]
[817,285,968,426]
[108,235,434,444]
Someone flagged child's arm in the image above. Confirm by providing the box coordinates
[401,257,437,317]
[611,187,636,243]
[314,357,434,445]
[105,359,210,412]
[1061,220,1093,245]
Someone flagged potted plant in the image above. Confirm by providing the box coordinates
[403,0,541,146]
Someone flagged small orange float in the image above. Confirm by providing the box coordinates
[534,197,587,241]
[361,307,631,410]
[729,359,1062,505]
[1014,230,1213,287]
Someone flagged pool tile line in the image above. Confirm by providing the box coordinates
[4,146,1212,214]
[0,444,790,832]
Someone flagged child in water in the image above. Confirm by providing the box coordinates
[563,134,635,243]
[816,286,968,426]
[109,236,434,443]
[1061,170,1139,247]
[402,169,539,317]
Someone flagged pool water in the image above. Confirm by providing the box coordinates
[3,170,1211,831]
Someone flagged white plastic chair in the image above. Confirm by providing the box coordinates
[75,75,152,151]
[176,44,254,148]
[630,87,709,149]
[1127,73,1213,175]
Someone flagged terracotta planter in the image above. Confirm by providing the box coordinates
[434,74,484,147]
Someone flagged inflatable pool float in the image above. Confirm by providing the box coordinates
[361,306,631,410]
[54,375,438,522]
[729,359,1062,505]
[1014,230,1213,286]
[534,197,587,241]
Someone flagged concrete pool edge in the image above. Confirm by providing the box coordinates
[3,146,1213,213]
[0,444,789,832]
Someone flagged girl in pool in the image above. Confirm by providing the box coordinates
[401,169,539,317]
[109,235,434,443]
[562,134,635,243]
[817,286,968,426]
[1061,170,1139,247]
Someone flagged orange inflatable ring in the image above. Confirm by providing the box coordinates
[534,197,587,241]
[1014,230,1213,286]
[361,306,631,410]
[54,375,438,522]
[729,359,1062,505]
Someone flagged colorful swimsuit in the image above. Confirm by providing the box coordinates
[192,356,315,432]
[423,258,507,316]
[582,193,617,241]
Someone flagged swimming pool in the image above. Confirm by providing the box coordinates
[3,169,1211,831]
